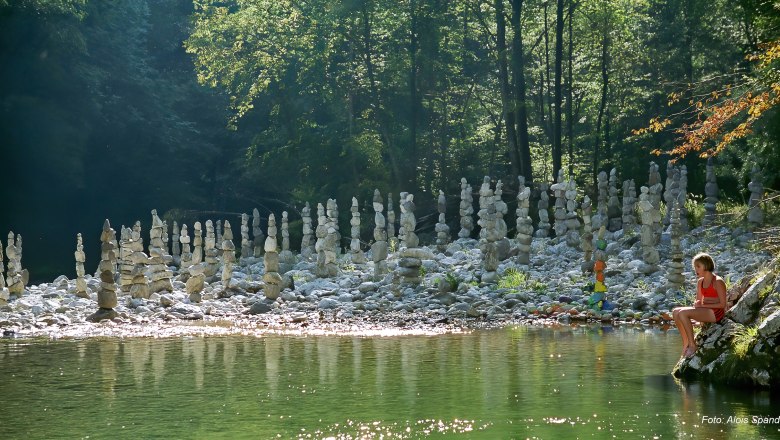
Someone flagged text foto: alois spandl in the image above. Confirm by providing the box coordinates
[702,415,780,425]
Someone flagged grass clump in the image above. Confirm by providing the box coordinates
[498,268,528,289]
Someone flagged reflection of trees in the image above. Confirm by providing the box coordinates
[223,338,236,384]
[125,339,150,386]
[265,337,281,394]
[182,338,205,390]
[100,340,118,401]
[151,341,165,387]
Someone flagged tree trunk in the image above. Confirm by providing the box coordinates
[567,0,575,176]
[409,0,419,189]
[593,18,609,194]
[553,0,564,181]
[511,0,532,183]
[495,0,521,181]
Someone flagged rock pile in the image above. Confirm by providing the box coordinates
[74,233,88,299]
[89,220,118,322]
[349,199,366,264]
[253,208,265,258]
[435,190,450,252]
[300,203,315,259]
[458,178,474,239]
[372,190,389,280]
[221,220,236,291]
[515,176,533,265]
[263,213,282,300]
[535,183,551,238]
[608,168,622,231]
[241,213,253,261]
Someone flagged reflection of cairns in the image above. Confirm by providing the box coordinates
[252,208,265,258]
[593,226,608,294]
[204,220,219,277]
[593,171,608,231]
[315,203,339,277]
[551,170,568,238]
[638,186,661,274]
[748,165,764,229]
[515,176,533,265]
[458,178,474,238]
[279,211,295,269]
[240,213,253,261]
[221,221,236,290]
[372,190,389,280]
[75,233,89,298]
[5,232,27,296]
[172,222,181,264]
[387,193,397,249]
[300,203,315,259]
[607,168,622,231]
[148,210,173,293]
[396,193,424,285]
[179,224,192,269]
[129,222,150,299]
[349,199,366,264]
[89,220,118,322]
[703,158,718,227]
[564,178,581,248]
[581,196,594,273]
[622,179,637,233]
[435,190,450,252]
[666,200,685,291]
[494,180,510,259]
[535,183,551,238]
[263,214,282,300]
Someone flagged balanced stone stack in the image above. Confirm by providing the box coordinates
[253,208,265,258]
[477,181,494,241]
[703,158,718,227]
[300,203,315,259]
[480,203,500,284]
[89,220,118,322]
[648,174,664,243]
[515,176,533,265]
[564,178,581,248]
[172,222,181,264]
[5,232,27,296]
[148,210,173,293]
[666,200,685,292]
[240,213,253,260]
[180,224,193,269]
[263,214,282,300]
[621,179,637,233]
[551,171,568,238]
[315,203,339,277]
[399,193,419,248]
[607,168,622,231]
[186,262,206,302]
[75,233,88,298]
[663,162,679,228]
[192,222,203,265]
[0,239,7,304]
[593,226,608,294]
[435,190,450,252]
[117,226,133,294]
[204,220,219,277]
[494,180,511,259]
[372,190,389,280]
[387,193,397,248]
[458,178,474,238]
[280,211,295,268]
[326,199,341,253]
[128,223,150,299]
[592,171,608,231]
[748,165,764,229]
[349,199,366,264]
[638,186,661,274]
[162,221,172,265]
[648,162,663,209]
[678,165,689,231]
[580,196,594,273]
[221,220,236,290]
[535,183,551,238]
[216,220,223,257]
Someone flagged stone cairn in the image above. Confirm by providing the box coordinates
[186,221,206,301]
[89,220,118,322]
[458,178,474,238]
[216,220,223,257]
[372,190,389,280]
[703,157,718,227]
[162,221,172,264]
[327,198,341,254]
[638,186,661,274]
[180,224,192,269]
[387,193,397,249]
[535,183,551,238]
[315,203,338,277]
[748,165,764,229]
[75,233,88,298]
[117,226,132,294]
[551,170,568,238]
[5,232,27,296]
[396,192,424,285]
[192,222,203,265]
[263,213,282,300]
[349,198,366,264]
[647,162,664,242]
[204,220,219,277]
[0,238,7,304]
[663,162,679,228]
[593,226,608,294]
[515,176,533,265]
[666,199,685,292]
[477,179,493,240]
[435,190,450,252]
[678,165,689,231]
[621,179,637,233]
[607,168,622,231]
[494,180,511,259]
[221,220,236,290]
[280,211,295,268]
[593,171,608,231]
[479,199,500,284]
[172,221,181,264]
[564,177,581,248]
[580,196,594,273]
[149,210,173,293]
[300,202,315,259]
[252,208,265,258]
[240,213,253,261]
[128,223,150,299]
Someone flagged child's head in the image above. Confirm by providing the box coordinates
[692,252,715,273]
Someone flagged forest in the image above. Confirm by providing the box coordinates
[0,0,778,281]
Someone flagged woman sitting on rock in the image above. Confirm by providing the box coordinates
[673,252,728,359]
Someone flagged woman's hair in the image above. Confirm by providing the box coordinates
[692,252,715,272]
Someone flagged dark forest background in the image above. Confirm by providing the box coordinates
[1,0,778,282]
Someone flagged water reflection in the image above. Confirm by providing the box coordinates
[0,327,778,439]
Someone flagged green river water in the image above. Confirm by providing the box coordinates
[1,325,778,439]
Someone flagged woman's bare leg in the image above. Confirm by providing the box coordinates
[678,308,716,357]
[673,307,690,355]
